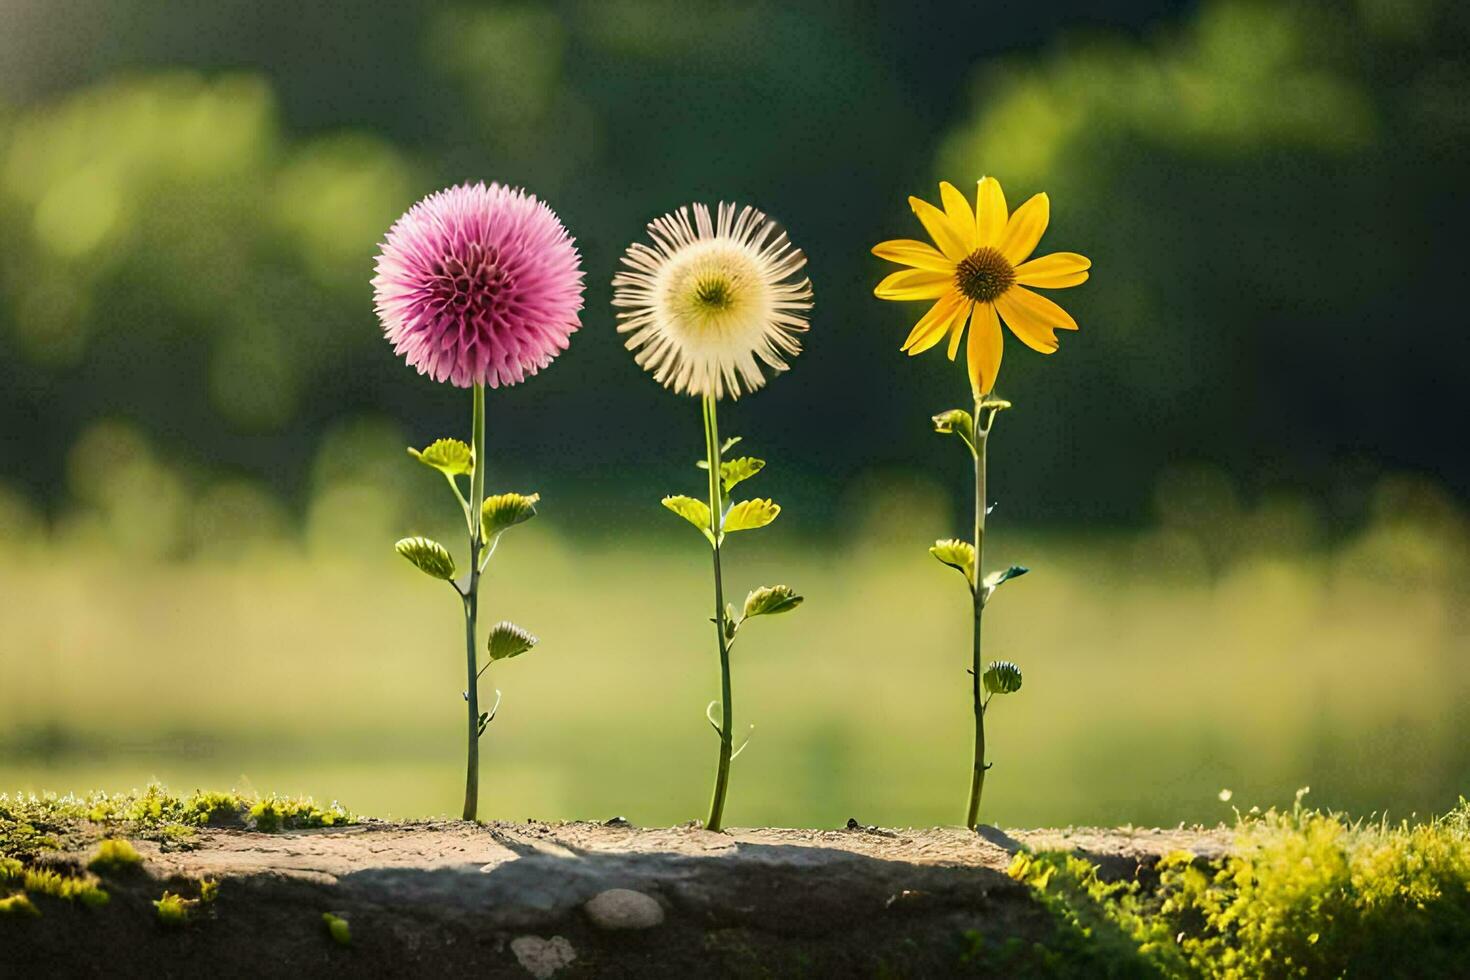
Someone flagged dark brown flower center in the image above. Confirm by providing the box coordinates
[954,247,1014,303]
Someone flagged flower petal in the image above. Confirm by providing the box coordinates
[1014,252,1091,289]
[909,195,970,262]
[967,301,1003,396]
[998,192,1049,265]
[946,302,972,361]
[939,182,977,251]
[995,285,1077,354]
[976,177,1008,246]
[871,238,955,273]
[875,268,953,301]
[902,291,965,354]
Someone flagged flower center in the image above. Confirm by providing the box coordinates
[693,276,734,311]
[430,242,513,315]
[954,247,1014,303]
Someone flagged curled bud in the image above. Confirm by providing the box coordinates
[983,660,1023,696]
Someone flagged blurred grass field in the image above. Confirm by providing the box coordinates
[3,467,1465,829]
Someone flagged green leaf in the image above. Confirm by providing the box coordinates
[982,565,1030,593]
[930,539,976,585]
[696,436,745,469]
[408,438,473,477]
[983,660,1023,696]
[394,537,456,580]
[662,495,715,544]
[482,492,539,538]
[724,498,781,532]
[932,409,977,453]
[486,621,538,662]
[718,457,766,494]
[742,585,804,620]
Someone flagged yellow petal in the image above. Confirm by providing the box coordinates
[995,285,1077,354]
[871,238,955,273]
[976,177,1008,246]
[902,292,965,354]
[875,268,952,301]
[967,301,1003,396]
[911,295,970,356]
[998,192,1049,265]
[1014,252,1091,289]
[945,302,972,361]
[909,196,970,262]
[939,182,977,251]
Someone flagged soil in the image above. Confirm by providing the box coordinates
[4,819,1230,978]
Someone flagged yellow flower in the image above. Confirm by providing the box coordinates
[872,177,1089,396]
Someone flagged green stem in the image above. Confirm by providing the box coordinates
[702,395,734,832]
[965,396,989,830]
[462,383,486,822]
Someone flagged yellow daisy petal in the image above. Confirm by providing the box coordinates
[976,177,1008,246]
[967,301,1003,396]
[910,294,970,356]
[939,182,977,251]
[909,196,970,262]
[998,192,1049,265]
[1014,252,1091,289]
[871,238,956,273]
[995,285,1077,354]
[945,301,973,361]
[875,268,953,301]
[902,291,965,353]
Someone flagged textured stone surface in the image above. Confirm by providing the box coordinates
[583,888,665,930]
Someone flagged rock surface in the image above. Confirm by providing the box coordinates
[582,888,664,930]
[5,820,1230,977]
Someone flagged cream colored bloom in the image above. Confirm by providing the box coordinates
[613,203,813,400]
[872,177,1089,395]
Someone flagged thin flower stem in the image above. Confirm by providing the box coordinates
[965,395,989,830]
[702,395,734,832]
[462,383,487,822]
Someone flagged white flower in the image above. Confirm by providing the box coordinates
[613,202,813,400]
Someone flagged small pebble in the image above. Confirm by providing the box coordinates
[583,888,664,930]
[509,935,576,979]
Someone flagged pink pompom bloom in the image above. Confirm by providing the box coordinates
[373,182,585,388]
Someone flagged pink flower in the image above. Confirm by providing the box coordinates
[373,182,584,388]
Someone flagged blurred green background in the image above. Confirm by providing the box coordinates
[1,0,1467,827]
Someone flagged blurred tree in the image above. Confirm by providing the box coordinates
[0,0,1464,534]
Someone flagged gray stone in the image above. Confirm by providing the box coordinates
[583,888,665,930]
[509,935,576,979]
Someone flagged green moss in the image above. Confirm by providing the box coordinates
[199,877,219,903]
[87,838,143,875]
[20,867,109,908]
[153,890,192,927]
[1008,794,1470,978]
[1,784,353,855]
[322,911,351,946]
[248,795,351,833]
[0,892,39,918]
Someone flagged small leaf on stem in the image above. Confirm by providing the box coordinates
[482,492,539,538]
[486,621,538,662]
[930,539,976,585]
[742,584,804,619]
[983,660,1023,695]
[719,457,766,494]
[408,438,474,477]
[661,495,715,544]
[394,537,457,580]
[724,498,781,532]
[981,564,1030,595]
[932,409,977,453]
